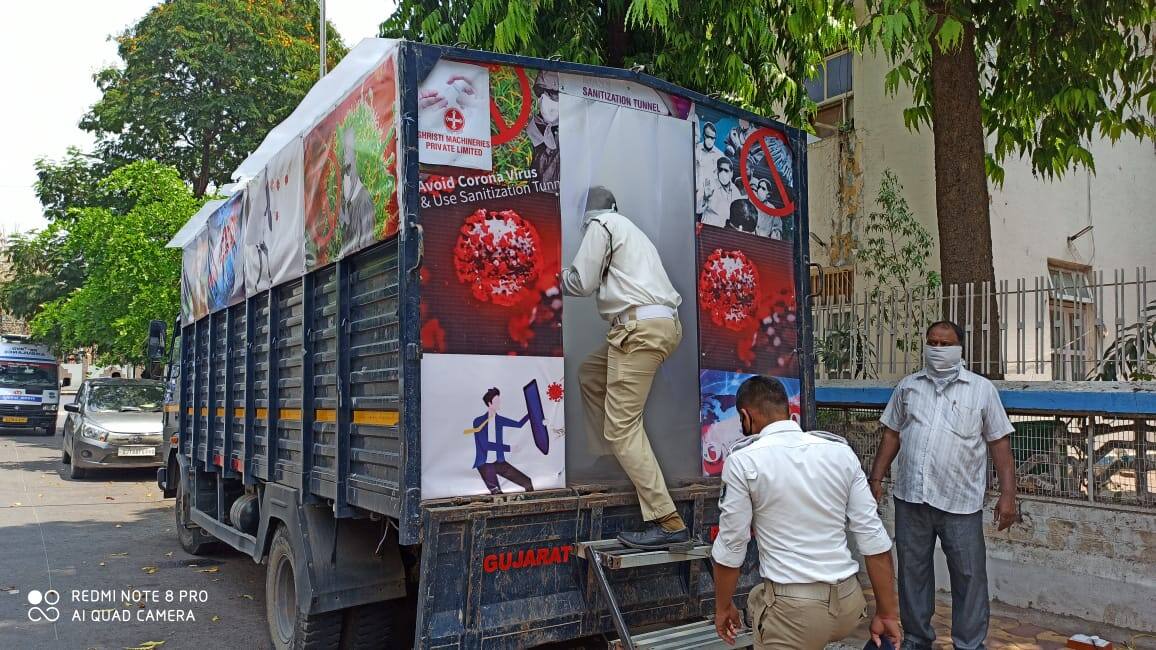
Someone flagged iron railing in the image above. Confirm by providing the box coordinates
[818,405,1154,509]
[812,266,1154,381]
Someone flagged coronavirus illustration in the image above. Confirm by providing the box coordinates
[698,248,761,331]
[454,208,545,307]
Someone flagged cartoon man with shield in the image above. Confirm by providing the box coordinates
[463,383,550,494]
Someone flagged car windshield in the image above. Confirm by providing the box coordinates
[0,362,58,388]
[88,384,164,412]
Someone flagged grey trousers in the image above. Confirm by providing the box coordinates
[894,498,989,650]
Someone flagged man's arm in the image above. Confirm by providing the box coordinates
[863,551,903,647]
[870,386,906,501]
[983,383,1018,531]
[989,437,1017,531]
[712,459,752,645]
[560,221,610,297]
[868,427,901,501]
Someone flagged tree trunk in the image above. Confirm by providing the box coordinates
[605,3,630,68]
[929,8,1003,378]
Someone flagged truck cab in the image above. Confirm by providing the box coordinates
[0,338,61,435]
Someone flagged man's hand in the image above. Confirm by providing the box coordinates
[714,600,742,645]
[868,479,884,502]
[994,492,1017,531]
[869,614,903,648]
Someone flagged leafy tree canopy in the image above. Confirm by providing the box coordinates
[27,161,200,363]
[82,0,348,197]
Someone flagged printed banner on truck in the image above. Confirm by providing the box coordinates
[559,73,693,119]
[182,226,209,324]
[699,371,800,476]
[693,106,796,241]
[244,137,305,295]
[206,193,246,312]
[418,169,563,357]
[421,353,565,500]
[304,51,400,269]
[696,224,798,375]
[418,60,493,171]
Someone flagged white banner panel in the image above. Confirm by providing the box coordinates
[421,353,565,499]
[244,138,305,295]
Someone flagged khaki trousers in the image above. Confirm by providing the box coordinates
[578,317,682,521]
[747,576,867,650]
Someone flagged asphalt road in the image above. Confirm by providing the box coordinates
[0,401,270,650]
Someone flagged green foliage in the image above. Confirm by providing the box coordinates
[858,169,941,353]
[81,0,348,196]
[1090,298,1156,381]
[382,0,859,126]
[27,162,200,363]
[33,148,106,225]
[491,67,535,183]
[865,0,1156,184]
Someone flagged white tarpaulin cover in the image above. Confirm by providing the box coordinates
[167,199,224,249]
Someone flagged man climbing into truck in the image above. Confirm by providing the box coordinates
[562,185,690,551]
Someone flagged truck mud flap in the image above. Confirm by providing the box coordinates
[254,482,407,616]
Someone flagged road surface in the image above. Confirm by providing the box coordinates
[0,402,269,650]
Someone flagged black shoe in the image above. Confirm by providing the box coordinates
[616,522,693,551]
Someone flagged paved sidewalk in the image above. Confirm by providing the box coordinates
[836,586,1156,650]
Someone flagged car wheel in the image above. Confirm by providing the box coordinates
[61,447,71,464]
[68,457,87,479]
[266,524,342,650]
[175,472,218,555]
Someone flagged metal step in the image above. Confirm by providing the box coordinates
[574,538,712,569]
[610,620,754,650]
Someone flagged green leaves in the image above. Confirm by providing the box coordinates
[82,0,348,196]
[24,162,200,363]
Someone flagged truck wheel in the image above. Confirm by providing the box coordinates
[175,474,218,555]
[341,601,395,649]
[266,525,342,650]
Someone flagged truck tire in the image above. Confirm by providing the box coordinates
[175,474,218,555]
[341,601,395,649]
[266,524,342,650]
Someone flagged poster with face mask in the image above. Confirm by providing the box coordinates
[699,371,800,476]
[418,60,492,171]
[693,106,796,241]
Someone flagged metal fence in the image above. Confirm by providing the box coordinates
[812,266,1155,381]
[818,406,1155,509]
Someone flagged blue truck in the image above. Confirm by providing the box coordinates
[155,40,815,649]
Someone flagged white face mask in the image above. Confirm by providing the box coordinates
[924,345,962,373]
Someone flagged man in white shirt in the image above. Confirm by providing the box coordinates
[562,186,688,550]
[713,375,902,650]
[698,157,745,228]
[869,320,1017,650]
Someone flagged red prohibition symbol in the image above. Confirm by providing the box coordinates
[739,127,796,218]
[488,66,534,146]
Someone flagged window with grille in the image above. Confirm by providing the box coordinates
[1047,261,1097,380]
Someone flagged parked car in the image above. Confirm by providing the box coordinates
[61,378,166,479]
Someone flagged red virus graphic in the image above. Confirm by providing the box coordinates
[546,381,564,402]
[454,208,545,307]
[698,249,761,331]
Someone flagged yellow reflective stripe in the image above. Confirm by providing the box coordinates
[315,409,337,423]
[279,408,302,421]
[165,405,179,413]
[353,410,399,426]
[215,407,225,417]
[199,407,208,416]
[255,408,269,421]
[234,408,245,419]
